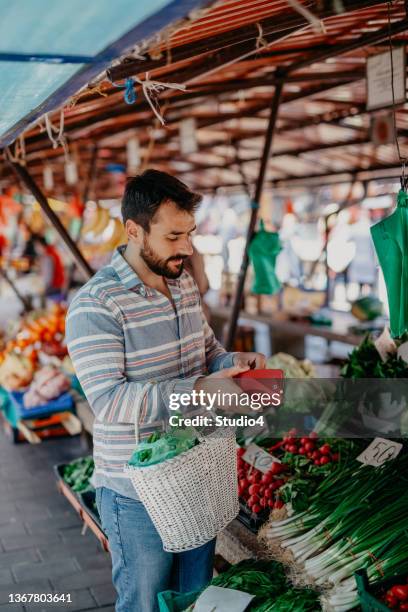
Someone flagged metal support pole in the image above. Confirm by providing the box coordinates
[0,267,32,312]
[66,144,99,290]
[225,80,283,350]
[10,162,93,281]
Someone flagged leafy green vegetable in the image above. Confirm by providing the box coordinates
[62,457,94,492]
[341,334,408,379]
[129,422,198,467]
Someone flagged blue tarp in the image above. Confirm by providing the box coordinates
[0,0,208,146]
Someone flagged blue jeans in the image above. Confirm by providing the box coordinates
[95,487,216,612]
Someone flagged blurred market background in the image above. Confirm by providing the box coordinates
[0,0,407,611]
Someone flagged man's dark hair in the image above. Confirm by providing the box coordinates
[121,169,202,231]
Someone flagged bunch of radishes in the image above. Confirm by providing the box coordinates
[382,581,408,610]
[280,430,339,466]
[237,447,286,515]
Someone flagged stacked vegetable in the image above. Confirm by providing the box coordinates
[237,432,357,517]
[260,448,408,611]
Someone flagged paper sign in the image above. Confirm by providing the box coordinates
[367,47,406,111]
[397,340,408,364]
[194,586,254,612]
[242,443,280,473]
[356,437,403,467]
[374,327,397,362]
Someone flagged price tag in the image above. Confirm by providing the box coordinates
[374,327,397,362]
[242,443,280,473]
[356,437,403,467]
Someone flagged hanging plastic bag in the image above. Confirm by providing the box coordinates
[128,422,198,468]
[248,220,282,295]
[371,190,408,338]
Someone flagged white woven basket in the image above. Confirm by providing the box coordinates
[125,417,239,552]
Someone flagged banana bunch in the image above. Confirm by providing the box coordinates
[98,218,127,254]
[82,205,111,236]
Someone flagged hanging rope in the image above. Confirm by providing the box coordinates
[4,135,26,166]
[255,23,268,50]
[286,0,326,34]
[387,1,407,169]
[110,72,185,124]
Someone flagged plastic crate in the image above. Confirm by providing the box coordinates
[9,391,74,419]
[158,590,200,612]
[355,569,408,611]
[236,499,269,534]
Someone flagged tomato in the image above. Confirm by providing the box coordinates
[391,585,408,601]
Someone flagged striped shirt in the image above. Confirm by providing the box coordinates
[66,246,234,499]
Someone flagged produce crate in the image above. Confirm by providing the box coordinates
[237,499,269,534]
[53,463,109,552]
[158,589,200,612]
[9,391,74,419]
[355,569,408,611]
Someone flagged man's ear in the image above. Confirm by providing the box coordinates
[125,219,143,244]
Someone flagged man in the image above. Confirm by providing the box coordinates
[66,170,265,612]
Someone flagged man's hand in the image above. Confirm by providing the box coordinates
[233,352,266,369]
[194,366,249,412]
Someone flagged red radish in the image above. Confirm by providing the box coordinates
[252,504,261,514]
[259,486,266,495]
[385,593,398,608]
[269,481,281,491]
[391,585,408,601]
[320,456,331,465]
[300,437,309,445]
[307,452,313,459]
[274,499,284,509]
[261,473,273,485]
[312,451,321,460]
[314,460,321,466]
[268,499,275,508]
[238,469,246,479]
[298,446,306,455]
[237,447,246,457]
[285,437,296,445]
[309,432,318,439]
[270,462,285,475]
[400,604,408,611]
[288,445,298,453]
[248,484,261,496]
[239,478,249,490]
[264,488,273,499]
[248,494,260,505]
[319,444,331,455]
[259,498,268,508]
[304,442,315,452]
[331,453,340,461]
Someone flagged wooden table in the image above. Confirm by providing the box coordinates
[210,306,365,359]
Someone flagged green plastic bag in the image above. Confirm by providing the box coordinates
[157,589,200,612]
[371,190,408,338]
[128,424,198,468]
[248,220,282,295]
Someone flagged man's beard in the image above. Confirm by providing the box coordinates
[140,236,186,279]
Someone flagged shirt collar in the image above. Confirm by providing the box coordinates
[111,246,143,290]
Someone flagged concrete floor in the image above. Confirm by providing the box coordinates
[0,430,115,612]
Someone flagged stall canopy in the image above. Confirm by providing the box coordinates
[0,0,210,147]
[1,0,407,195]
